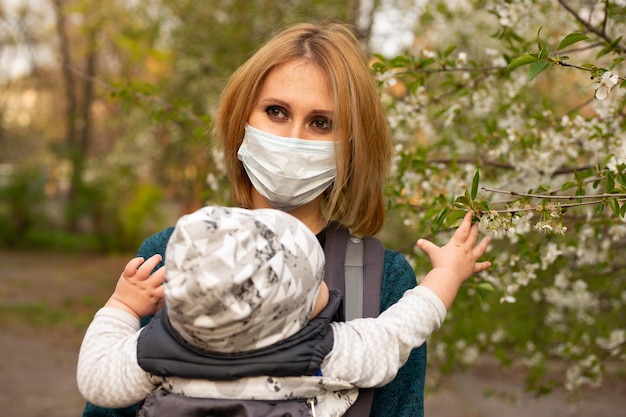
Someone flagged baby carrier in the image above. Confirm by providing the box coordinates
[136,222,384,417]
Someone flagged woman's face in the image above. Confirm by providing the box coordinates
[246,59,335,230]
[248,59,334,142]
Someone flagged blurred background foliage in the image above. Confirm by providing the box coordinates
[0,0,359,251]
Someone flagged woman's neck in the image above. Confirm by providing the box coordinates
[249,190,326,234]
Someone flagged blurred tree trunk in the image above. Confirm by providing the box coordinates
[52,0,98,232]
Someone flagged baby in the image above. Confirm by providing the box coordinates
[77,206,490,416]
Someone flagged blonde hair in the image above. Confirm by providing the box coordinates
[215,22,393,237]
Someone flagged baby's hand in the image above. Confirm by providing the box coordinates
[416,212,491,311]
[418,212,491,281]
[105,254,165,318]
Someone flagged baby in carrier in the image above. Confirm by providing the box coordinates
[77,206,490,416]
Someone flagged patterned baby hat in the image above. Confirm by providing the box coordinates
[164,206,325,353]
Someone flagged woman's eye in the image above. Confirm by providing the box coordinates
[311,117,332,132]
[266,106,287,121]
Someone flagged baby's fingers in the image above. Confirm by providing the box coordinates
[148,266,166,288]
[417,238,440,256]
[123,257,145,278]
[472,235,491,273]
[452,212,474,242]
[154,282,165,303]
[473,235,491,258]
[136,254,163,278]
[474,260,491,273]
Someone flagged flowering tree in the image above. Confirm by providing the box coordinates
[372,0,625,401]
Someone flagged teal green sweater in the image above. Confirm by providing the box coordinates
[82,227,427,417]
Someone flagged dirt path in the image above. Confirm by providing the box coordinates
[0,250,130,417]
[0,329,86,417]
[1,250,624,417]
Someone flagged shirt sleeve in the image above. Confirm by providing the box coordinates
[77,307,159,407]
[322,285,446,388]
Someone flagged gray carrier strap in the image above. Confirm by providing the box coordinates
[323,222,384,417]
[323,222,384,320]
[344,236,364,321]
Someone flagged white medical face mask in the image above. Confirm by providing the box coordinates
[237,124,337,212]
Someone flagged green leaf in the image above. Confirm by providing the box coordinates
[433,207,449,234]
[609,198,620,217]
[454,195,471,208]
[371,61,387,73]
[442,44,457,58]
[557,33,589,51]
[418,57,436,68]
[607,172,615,193]
[471,169,480,200]
[609,57,625,70]
[445,210,467,228]
[535,27,544,51]
[476,282,495,292]
[595,202,605,216]
[528,61,550,82]
[506,54,538,73]
[373,53,388,65]
[597,36,623,58]
[389,55,412,68]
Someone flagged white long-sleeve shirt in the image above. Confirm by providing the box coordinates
[77,285,446,414]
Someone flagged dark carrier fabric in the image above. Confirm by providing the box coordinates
[137,294,340,379]
[136,222,385,417]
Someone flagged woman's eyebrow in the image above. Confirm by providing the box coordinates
[258,98,291,109]
[310,110,334,118]
[258,98,333,116]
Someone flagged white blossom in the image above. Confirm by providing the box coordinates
[461,345,480,365]
[564,355,602,391]
[541,242,563,269]
[592,71,619,100]
[376,70,397,87]
[596,329,625,356]
[491,328,506,343]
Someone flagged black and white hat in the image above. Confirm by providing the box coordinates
[164,206,325,353]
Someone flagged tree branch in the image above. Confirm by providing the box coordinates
[481,187,626,200]
[426,158,594,176]
[58,60,207,128]
[557,0,626,54]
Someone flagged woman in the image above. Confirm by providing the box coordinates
[83,21,427,417]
